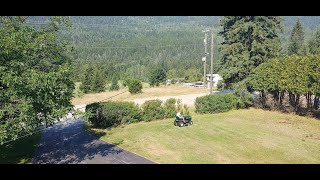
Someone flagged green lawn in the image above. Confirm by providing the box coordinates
[0,133,41,164]
[87,108,320,164]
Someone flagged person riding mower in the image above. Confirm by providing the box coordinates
[174,112,193,127]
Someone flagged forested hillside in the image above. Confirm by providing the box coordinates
[26,16,320,87]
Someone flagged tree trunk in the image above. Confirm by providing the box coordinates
[279,91,285,107]
[295,94,300,112]
[260,91,267,108]
[289,92,295,108]
[308,92,313,111]
[272,91,279,108]
[314,96,319,110]
[306,93,309,109]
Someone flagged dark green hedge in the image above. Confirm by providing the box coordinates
[86,98,188,127]
[85,101,141,128]
[141,99,165,121]
[128,79,142,94]
[195,93,237,114]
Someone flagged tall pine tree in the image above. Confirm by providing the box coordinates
[94,72,106,92]
[308,27,320,54]
[219,16,282,87]
[288,18,305,55]
[81,65,97,93]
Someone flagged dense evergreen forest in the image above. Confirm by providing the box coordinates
[26,16,320,89]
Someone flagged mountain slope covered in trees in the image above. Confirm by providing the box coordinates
[27,16,320,87]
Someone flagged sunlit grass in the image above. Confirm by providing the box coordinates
[87,108,320,164]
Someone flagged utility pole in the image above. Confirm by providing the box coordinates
[210,31,214,95]
[202,30,209,87]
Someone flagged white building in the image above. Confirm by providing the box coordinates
[206,74,222,87]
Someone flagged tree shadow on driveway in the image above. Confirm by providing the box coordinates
[32,120,154,164]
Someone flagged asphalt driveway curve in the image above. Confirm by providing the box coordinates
[32,119,155,164]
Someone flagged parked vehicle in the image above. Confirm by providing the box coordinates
[193,82,204,87]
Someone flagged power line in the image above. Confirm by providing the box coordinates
[75,90,129,111]
[74,43,203,49]
[25,21,206,32]
[25,21,203,29]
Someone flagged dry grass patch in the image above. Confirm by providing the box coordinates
[72,85,208,105]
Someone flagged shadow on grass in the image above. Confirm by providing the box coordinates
[84,123,124,145]
[253,102,320,120]
[311,110,320,119]
[0,132,41,164]
[83,123,107,139]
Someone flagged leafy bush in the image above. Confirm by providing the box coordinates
[195,93,237,114]
[163,98,177,118]
[122,78,130,87]
[234,90,254,109]
[141,100,164,121]
[128,79,142,94]
[171,79,177,84]
[183,104,190,116]
[85,101,141,128]
[176,99,183,112]
[233,81,254,109]
[217,80,226,91]
[74,85,84,98]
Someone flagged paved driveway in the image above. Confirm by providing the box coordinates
[32,119,155,164]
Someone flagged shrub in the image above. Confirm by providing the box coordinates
[74,86,84,98]
[195,93,237,114]
[85,101,141,128]
[85,102,102,123]
[233,89,253,109]
[183,104,190,116]
[217,80,226,91]
[122,78,130,87]
[128,79,142,94]
[171,79,177,84]
[141,99,164,121]
[163,98,177,118]
[176,99,183,112]
[233,81,254,109]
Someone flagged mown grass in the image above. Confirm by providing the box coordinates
[0,133,41,164]
[87,108,320,164]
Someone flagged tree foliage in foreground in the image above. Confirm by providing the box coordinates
[0,16,74,144]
